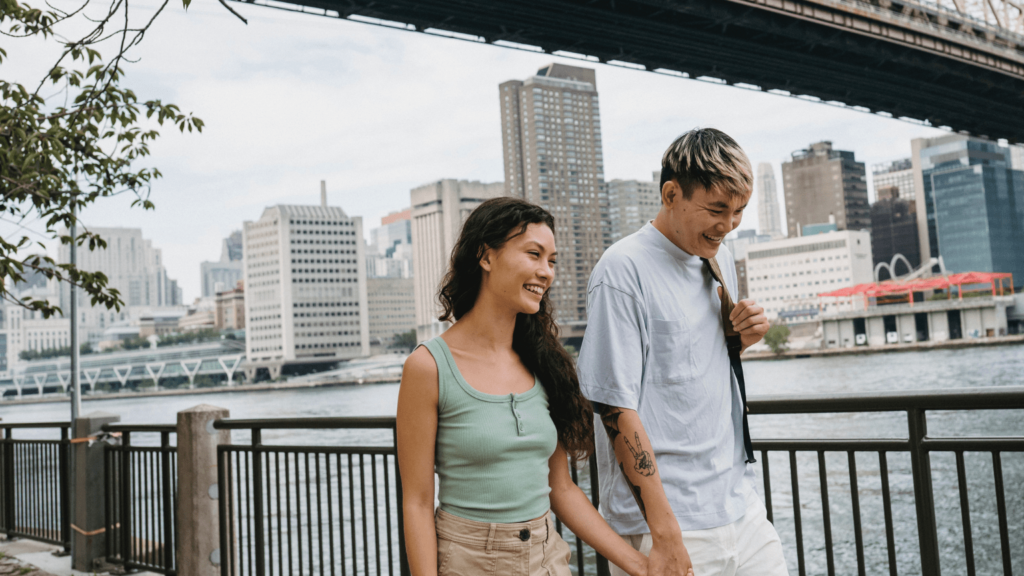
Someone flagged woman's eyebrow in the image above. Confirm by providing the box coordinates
[525,240,556,257]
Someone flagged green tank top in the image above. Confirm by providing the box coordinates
[423,337,558,523]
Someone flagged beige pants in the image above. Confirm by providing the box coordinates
[435,508,573,576]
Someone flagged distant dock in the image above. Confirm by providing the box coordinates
[743,334,1024,361]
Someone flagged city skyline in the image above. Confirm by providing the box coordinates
[1,0,954,302]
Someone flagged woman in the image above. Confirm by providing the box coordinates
[397,197,652,576]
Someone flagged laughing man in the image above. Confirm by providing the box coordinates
[578,128,789,576]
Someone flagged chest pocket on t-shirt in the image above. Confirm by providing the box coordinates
[647,316,694,384]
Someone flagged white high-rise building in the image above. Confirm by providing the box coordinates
[756,163,784,239]
[243,185,369,377]
[366,209,413,279]
[745,230,873,323]
[411,179,504,342]
[58,227,182,310]
[608,176,660,242]
[201,230,244,297]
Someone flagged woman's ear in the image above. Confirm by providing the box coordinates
[478,244,494,272]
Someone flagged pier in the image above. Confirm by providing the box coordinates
[0,386,1021,575]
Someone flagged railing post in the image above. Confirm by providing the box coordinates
[4,427,13,537]
[59,426,70,552]
[252,428,266,576]
[393,425,410,576]
[178,404,231,576]
[121,431,132,567]
[70,412,120,570]
[160,430,174,572]
[907,408,940,575]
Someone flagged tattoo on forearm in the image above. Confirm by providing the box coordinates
[619,463,648,520]
[625,432,655,476]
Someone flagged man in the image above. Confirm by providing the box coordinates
[578,128,788,576]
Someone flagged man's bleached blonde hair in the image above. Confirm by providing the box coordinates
[660,128,753,200]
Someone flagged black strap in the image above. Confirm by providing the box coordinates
[702,257,756,464]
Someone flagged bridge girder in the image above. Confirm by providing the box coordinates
[238,0,1024,142]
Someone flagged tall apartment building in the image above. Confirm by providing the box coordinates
[58,227,182,310]
[201,230,244,297]
[367,277,416,351]
[411,179,504,342]
[782,141,869,237]
[871,158,915,202]
[756,163,784,239]
[500,63,609,325]
[608,176,660,242]
[243,187,369,377]
[870,187,920,279]
[746,230,873,323]
[366,209,413,279]
[911,135,1024,282]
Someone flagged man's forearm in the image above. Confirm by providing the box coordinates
[596,404,681,540]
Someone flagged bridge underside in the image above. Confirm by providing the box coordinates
[240,0,1024,142]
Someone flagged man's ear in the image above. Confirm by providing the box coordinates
[478,244,494,272]
[661,180,678,207]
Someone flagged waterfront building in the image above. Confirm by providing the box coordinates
[139,312,183,338]
[367,277,416,352]
[201,230,244,297]
[870,187,920,280]
[243,184,369,378]
[411,179,504,342]
[58,227,182,310]
[911,135,1024,283]
[215,282,245,330]
[756,163,785,239]
[871,158,916,202]
[819,272,1014,346]
[724,229,772,262]
[782,141,869,237]
[745,230,873,323]
[178,298,216,332]
[608,177,660,242]
[500,63,610,326]
[366,209,413,279]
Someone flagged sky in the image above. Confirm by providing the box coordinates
[4,0,950,301]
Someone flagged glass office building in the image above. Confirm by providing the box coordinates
[913,135,1024,284]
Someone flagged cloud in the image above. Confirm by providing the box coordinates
[9,0,947,300]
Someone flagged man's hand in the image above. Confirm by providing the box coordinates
[724,291,769,351]
[648,535,695,576]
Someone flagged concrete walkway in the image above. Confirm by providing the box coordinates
[0,537,157,576]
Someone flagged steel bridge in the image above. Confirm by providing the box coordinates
[233,0,1024,142]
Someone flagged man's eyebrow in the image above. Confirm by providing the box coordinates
[707,201,731,209]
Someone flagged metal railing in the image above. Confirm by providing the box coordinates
[213,417,405,576]
[0,422,70,549]
[208,386,1022,576]
[749,386,1024,576]
[103,423,179,575]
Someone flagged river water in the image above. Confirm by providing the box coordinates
[3,345,1022,575]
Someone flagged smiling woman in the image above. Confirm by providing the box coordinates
[395,197,652,576]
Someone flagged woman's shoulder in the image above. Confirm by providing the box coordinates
[403,344,439,381]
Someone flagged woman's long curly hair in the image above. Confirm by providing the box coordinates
[437,197,594,462]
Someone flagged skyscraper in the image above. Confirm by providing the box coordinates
[201,230,244,297]
[870,187,920,279]
[608,176,660,242]
[243,187,369,377]
[366,209,413,279]
[756,163,784,239]
[500,63,609,325]
[410,179,504,342]
[781,141,869,238]
[58,227,181,309]
[871,158,915,202]
[911,135,1024,282]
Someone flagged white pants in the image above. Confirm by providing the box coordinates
[609,491,789,576]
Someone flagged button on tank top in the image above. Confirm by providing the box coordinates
[422,337,558,523]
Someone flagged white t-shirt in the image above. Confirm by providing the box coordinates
[578,223,755,534]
